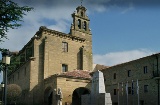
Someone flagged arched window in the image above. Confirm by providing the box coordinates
[81,12,83,17]
[83,21,87,31]
[78,19,81,29]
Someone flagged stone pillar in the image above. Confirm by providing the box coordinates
[81,70,112,105]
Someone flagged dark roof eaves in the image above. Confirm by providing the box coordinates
[40,26,86,42]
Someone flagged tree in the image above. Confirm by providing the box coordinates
[0,0,33,42]
[7,84,22,105]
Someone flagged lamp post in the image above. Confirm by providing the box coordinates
[1,82,4,104]
[1,49,10,105]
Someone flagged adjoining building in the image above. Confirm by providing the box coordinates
[101,53,160,105]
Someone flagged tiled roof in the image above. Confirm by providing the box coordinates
[59,70,91,79]
[93,64,109,72]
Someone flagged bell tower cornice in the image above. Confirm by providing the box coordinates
[72,6,89,21]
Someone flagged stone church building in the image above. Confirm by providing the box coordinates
[8,6,93,105]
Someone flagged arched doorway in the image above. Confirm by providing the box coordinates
[44,87,53,105]
[72,87,90,105]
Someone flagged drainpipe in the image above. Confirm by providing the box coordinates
[156,55,159,105]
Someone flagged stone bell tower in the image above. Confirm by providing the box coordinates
[70,5,93,71]
[70,5,91,37]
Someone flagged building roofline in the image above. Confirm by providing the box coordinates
[37,26,86,42]
[100,52,160,70]
[8,57,36,77]
[44,70,91,82]
[13,26,86,55]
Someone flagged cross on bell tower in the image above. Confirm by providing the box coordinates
[81,0,83,6]
[70,5,92,39]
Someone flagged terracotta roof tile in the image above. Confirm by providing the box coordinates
[59,70,91,79]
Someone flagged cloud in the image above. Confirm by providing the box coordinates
[121,2,134,14]
[0,0,112,51]
[1,0,159,51]
[0,1,74,51]
[93,49,154,66]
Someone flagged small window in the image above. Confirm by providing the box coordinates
[128,70,131,77]
[78,19,81,29]
[62,64,68,72]
[128,87,131,94]
[113,73,116,79]
[114,89,117,95]
[62,42,68,52]
[144,85,148,92]
[144,66,148,74]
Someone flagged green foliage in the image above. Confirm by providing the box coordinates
[8,54,20,74]
[7,84,22,104]
[26,46,33,60]
[0,0,33,41]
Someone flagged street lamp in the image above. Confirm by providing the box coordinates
[1,82,4,104]
[1,49,10,105]
[1,83,4,88]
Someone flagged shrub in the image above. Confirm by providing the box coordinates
[7,84,22,105]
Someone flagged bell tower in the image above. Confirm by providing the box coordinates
[70,5,93,71]
[70,5,92,38]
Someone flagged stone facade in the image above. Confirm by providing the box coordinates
[7,5,93,105]
[101,53,160,105]
[44,71,91,105]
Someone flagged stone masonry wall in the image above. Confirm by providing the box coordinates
[56,77,91,105]
[102,55,159,105]
[8,59,31,104]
